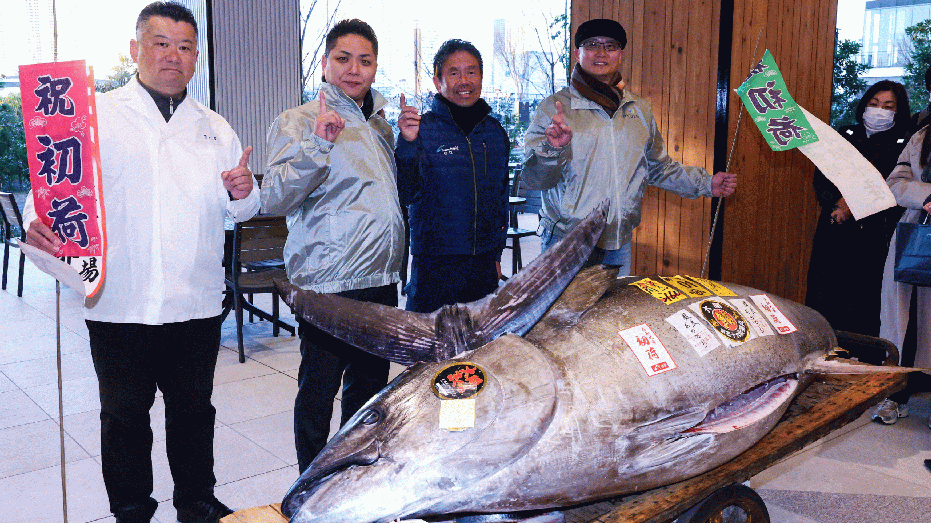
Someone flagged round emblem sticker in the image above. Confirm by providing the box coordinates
[432,362,487,400]
[698,300,750,342]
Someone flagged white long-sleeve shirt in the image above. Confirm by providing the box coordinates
[24,78,260,324]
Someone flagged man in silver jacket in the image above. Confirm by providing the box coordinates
[261,19,403,472]
[523,18,737,274]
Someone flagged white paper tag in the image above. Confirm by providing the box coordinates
[729,298,775,337]
[619,324,677,376]
[749,295,797,334]
[438,399,475,430]
[666,309,722,357]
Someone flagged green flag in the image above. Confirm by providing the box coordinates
[736,50,818,151]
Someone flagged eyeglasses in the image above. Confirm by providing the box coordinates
[581,40,621,52]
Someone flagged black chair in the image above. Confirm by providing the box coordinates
[0,192,26,297]
[504,168,536,277]
[223,215,295,363]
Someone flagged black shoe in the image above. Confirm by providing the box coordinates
[176,496,234,523]
[114,498,158,523]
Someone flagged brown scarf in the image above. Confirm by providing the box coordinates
[571,63,624,117]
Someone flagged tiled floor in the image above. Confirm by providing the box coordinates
[1,213,929,523]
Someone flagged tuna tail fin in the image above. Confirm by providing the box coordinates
[275,200,608,365]
[275,279,450,365]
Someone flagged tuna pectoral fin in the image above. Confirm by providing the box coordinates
[275,279,448,365]
[802,351,931,375]
[684,376,799,435]
[464,201,609,344]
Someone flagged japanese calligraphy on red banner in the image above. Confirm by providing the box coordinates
[19,60,106,297]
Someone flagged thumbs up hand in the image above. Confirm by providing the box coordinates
[314,90,346,142]
[398,93,422,142]
[544,100,573,148]
[222,146,254,200]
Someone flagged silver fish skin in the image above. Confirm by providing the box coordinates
[283,273,838,523]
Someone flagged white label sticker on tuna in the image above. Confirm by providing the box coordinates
[439,399,475,431]
[749,294,798,334]
[729,298,775,337]
[619,324,678,376]
[665,309,722,356]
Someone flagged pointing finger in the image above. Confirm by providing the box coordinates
[400,93,407,108]
[555,100,563,117]
[238,146,253,169]
[319,90,327,113]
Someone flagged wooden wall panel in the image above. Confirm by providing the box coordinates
[571,0,837,302]
[722,0,837,302]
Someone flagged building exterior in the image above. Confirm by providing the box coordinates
[860,0,931,82]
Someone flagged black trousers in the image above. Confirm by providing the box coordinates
[404,254,499,313]
[294,283,397,472]
[86,316,223,517]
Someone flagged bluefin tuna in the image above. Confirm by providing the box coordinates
[274,202,903,523]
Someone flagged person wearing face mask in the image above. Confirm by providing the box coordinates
[805,80,912,340]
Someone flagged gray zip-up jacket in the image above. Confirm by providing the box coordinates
[262,83,403,293]
[523,86,713,250]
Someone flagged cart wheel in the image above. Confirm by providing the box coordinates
[674,484,769,523]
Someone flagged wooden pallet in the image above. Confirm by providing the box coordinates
[221,372,906,523]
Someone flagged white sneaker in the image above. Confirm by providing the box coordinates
[871,399,909,425]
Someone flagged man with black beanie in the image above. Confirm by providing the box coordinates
[523,18,737,273]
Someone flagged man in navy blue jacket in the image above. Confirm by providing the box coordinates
[396,39,510,313]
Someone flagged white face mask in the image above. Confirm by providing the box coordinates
[863,106,896,134]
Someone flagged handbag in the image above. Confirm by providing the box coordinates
[893,211,931,286]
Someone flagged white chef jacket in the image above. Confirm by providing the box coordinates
[24,77,260,324]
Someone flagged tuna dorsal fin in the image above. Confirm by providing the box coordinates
[459,200,609,345]
[275,200,608,365]
[525,265,619,344]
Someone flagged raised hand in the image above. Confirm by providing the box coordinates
[222,146,254,200]
[544,100,572,148]
[398,93,422,142]
[314,90,346,142]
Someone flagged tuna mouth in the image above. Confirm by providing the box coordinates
[281,441,380,519]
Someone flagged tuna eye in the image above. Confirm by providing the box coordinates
[360,409,381,425]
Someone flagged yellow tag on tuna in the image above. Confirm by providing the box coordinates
[662,275,714,298]
[685,276,738,297]
[631,278,687,304]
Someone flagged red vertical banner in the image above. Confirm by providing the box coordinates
[19,60,106,297]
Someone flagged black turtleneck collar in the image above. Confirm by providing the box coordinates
[434,94,491,135]
[137,75,187,122]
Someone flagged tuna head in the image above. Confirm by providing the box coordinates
[282,334,559,523]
